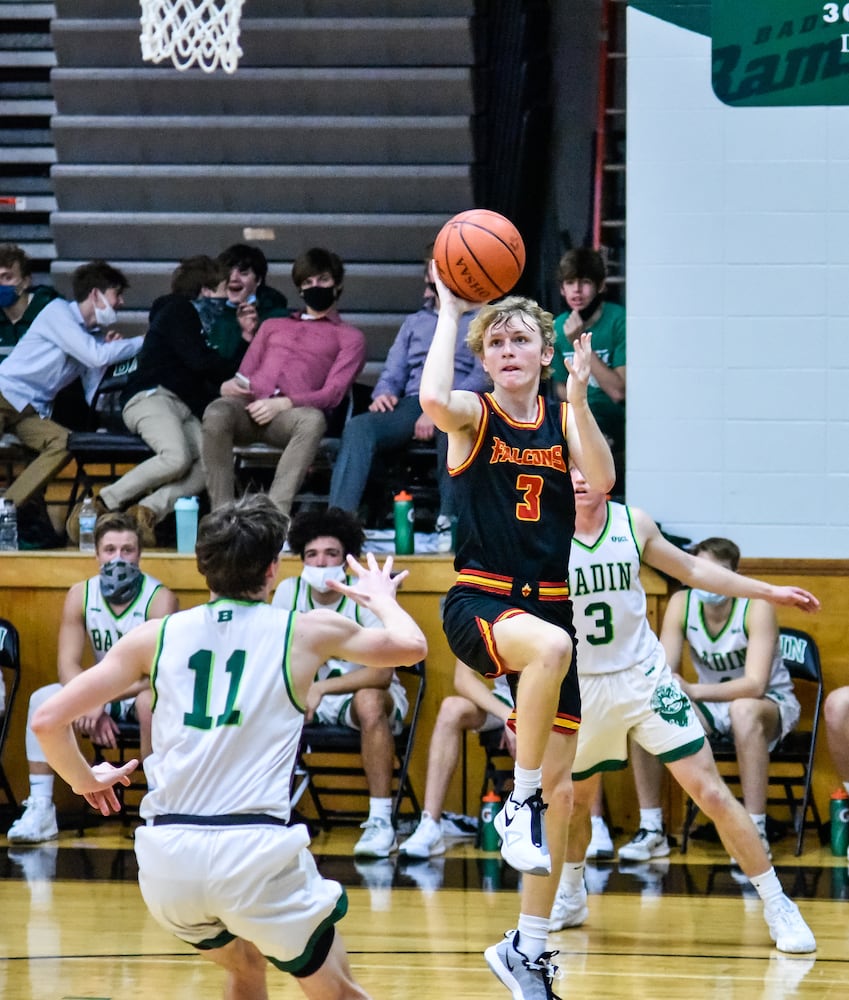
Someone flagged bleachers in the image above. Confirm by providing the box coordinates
[47,0,477,363]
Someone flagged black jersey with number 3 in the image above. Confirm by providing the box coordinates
[450,393,574,582]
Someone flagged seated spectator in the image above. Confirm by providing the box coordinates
[272,507,409,858]
[202,247,365,517]
[0,260,142,512]
[66,255,245,547]
[0,243,61,348]
[616,536,802,865]
[399,660,514,858]
[550,248,626,495]
[206,242,289,361]
[6,512,177,843]
[328,260,486,538]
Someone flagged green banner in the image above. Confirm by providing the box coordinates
[712,1,849,106]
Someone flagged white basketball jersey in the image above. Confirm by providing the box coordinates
[272,573,401,679]
[684,591,795,698]
[84,572,164,662]
[569,502,661,675]
[141,599,304,822]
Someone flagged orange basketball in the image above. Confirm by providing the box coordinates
[432,209,525,303]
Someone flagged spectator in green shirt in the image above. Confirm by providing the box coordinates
[0,244,61,349]
[550,247,626,496]
[206,243,289,360]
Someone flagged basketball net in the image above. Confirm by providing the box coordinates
[139,0,245,74]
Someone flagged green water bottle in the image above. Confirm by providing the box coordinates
[478,788,502,851]
[831,788,849,856]
[393,490,414,554]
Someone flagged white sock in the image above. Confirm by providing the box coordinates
[419,810,438,828]
[591,815,609,830]
[749,866,783,904]
[842,781,849,797]
[369,797,393,823]
[639,808,664,832]
[560,861,585,892]
[516,913,550,961]
[513,766,542,803]
[749,813,767,834]
[30,774,54,800]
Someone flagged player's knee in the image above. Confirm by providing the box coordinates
[825,687,849,730]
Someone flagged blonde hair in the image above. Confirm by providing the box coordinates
[466,295,555,380]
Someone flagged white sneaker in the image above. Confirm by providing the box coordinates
[585,816,614,860]
[763,896,816,954]
[353,816,398,857]
[549,877,588,931]
[494,790,551,875]
[618,827,670,862]
[7,797,58,844]
[399,813,446,858]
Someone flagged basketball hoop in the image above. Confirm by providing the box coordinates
[139,0,245,74]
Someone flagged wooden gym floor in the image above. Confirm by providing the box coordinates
[1,820,847,999]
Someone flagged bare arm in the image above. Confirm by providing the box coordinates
[658,589,687,674]
[418,270,485,440]
[32,621,160,800]
[57,581,88,686]
[290,554,427,703]
[634,508,820,612]
[564,332,616,494]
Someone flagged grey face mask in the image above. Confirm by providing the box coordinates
[691,587,728,606]
[99,558,144,604]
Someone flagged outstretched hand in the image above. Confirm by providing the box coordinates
[563,331,593,395]
[325,552,408,608]
[75,759,139,816]
[768,586,820,613]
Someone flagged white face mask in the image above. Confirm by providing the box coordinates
[301,563,347,594]
[692,587,728,606]
[94,290,118,328]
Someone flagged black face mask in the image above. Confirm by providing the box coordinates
[301,285,337,313]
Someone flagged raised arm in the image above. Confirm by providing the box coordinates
[419,270,485,436]
[563,332,615,494]
[635,508,820,612]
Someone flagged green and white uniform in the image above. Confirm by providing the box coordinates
[273,576,408,733]
[23,572,165,763]
[569,502,705,780]
[136,599,346,970]
[683,592,800,747]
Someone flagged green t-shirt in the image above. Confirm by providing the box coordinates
[206,283,289,360]
[0,284,62,348]
[551,300,626,447]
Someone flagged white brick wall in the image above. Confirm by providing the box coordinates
[627,8,849,556]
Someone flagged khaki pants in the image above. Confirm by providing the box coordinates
[0,394,70,506]
[100,388,206,522]
[201,397,326,515]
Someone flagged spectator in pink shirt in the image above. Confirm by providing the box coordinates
[201,248,366,516]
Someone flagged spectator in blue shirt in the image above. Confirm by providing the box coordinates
[0,260,142,510]
[328,271,486,535]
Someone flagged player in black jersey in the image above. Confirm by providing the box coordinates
[421,268,614,1000]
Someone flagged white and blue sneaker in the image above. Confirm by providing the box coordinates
[494,790,550,875]
[485,929,561,999]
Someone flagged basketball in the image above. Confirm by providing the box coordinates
[432,209,525,303]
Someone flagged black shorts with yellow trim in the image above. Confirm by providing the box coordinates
[442,573,580,734]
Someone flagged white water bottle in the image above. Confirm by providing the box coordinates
[78,495,97,553]
[0,494,18,551]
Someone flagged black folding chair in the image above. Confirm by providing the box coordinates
[0,617,22,812]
